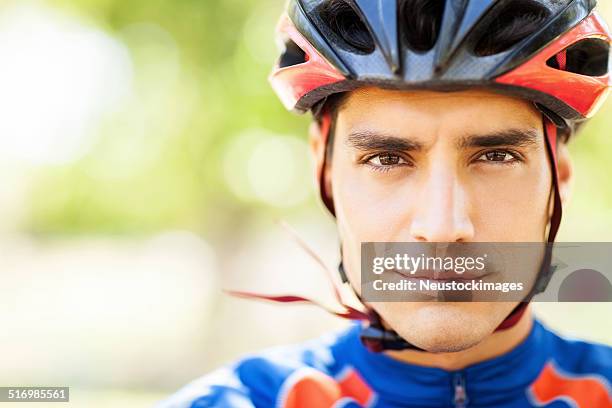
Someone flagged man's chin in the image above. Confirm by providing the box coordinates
[373,302,508,353]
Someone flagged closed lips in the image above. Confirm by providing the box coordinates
[392,269,491,280]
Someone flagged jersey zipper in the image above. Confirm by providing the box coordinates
[452,372,468,408]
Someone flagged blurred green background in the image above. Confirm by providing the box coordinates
[0,0,611,407]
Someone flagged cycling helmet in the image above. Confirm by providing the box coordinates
[271,0,609,120]
[266,0,612,352]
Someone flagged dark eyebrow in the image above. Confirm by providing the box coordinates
[458,129,540,149]
[346,130,424,152]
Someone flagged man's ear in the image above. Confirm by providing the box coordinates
[556,142,574,206]
[309,121,326,179]
[308,120,333,204]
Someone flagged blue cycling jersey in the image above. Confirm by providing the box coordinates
[157,319,611,407]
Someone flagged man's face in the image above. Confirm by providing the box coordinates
[323,87,559,352]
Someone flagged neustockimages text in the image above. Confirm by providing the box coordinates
[370,254,525,293]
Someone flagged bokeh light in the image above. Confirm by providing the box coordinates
[0,2,132,166]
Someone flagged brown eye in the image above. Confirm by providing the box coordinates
[478,151,515,163]
[370,153,404,166]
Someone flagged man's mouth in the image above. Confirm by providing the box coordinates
[392,268,491,281]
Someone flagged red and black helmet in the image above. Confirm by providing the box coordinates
[270,0,611,125]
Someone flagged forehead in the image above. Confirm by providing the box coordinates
[337,87,543,136]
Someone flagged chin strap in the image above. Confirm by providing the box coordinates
[338,256,530,352]
[227,117,563,353]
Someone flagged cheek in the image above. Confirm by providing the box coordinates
[331,154,405,288]
[332,158,403,242]
[468,162,552,240]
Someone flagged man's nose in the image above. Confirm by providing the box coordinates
[408,165,475,242]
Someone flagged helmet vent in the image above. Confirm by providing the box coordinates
[399,0,445,53]
[546,38,610,77]
[474,0,550,57]
[278,38,307,68]
[317,0,375,54]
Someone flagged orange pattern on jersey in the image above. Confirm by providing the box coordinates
[337,368,373,406]
[281,367,374,408]
[530,362,612,407]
